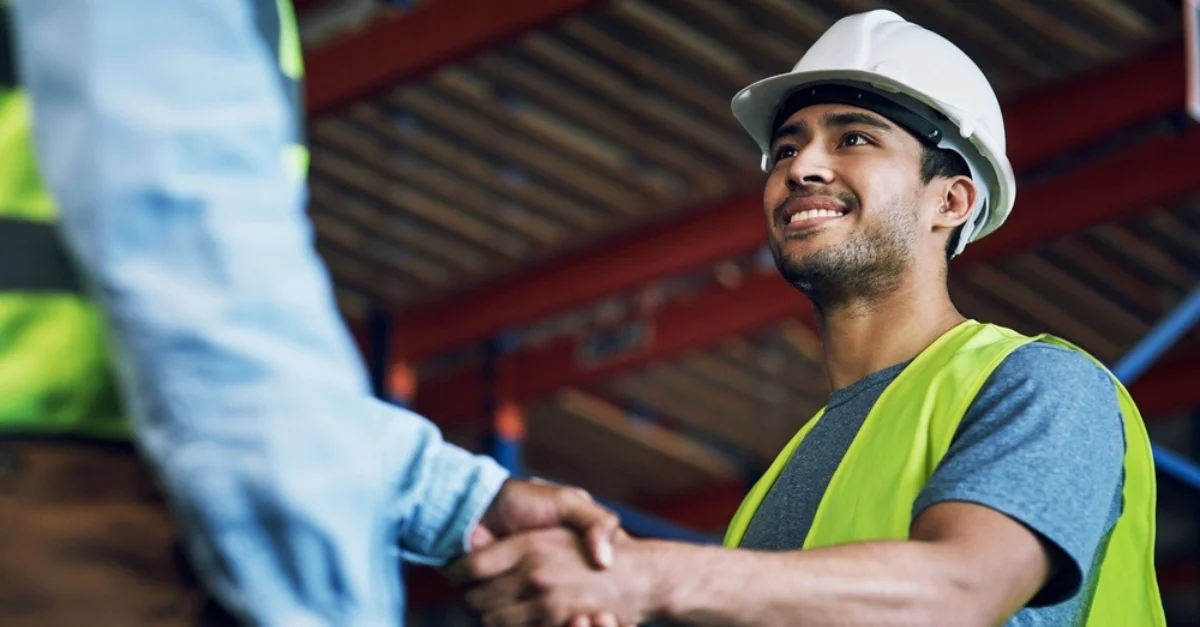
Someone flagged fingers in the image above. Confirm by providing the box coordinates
[480,600,545,627]
[446,534,527,584]
[558,490,619,569]
[586,524,617,570]
[481,602,612,627]
[463,571,528,615]
[470,523,497,551]
[592,612,619,627]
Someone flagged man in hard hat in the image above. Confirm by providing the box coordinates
[3,1,619,625]
[453,10,1164,627]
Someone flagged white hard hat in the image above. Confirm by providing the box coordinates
[731,10,1016,255]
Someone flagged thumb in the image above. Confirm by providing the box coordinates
[468,523,496,551]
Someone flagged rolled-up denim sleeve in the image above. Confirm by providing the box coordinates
[11,0,507,624]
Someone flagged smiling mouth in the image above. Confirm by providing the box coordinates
[782,207,849,232]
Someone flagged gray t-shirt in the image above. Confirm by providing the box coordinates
[739,342,1126,625]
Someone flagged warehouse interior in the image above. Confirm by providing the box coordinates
[292,0,1200,624]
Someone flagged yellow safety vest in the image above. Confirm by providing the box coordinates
[724,321,1165,626]
[0,0,306,440]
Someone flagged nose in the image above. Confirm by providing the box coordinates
[785,144,835,192]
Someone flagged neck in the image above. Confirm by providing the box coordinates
[814,269,965,391]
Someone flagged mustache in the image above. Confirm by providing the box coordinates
[772,190,860,226]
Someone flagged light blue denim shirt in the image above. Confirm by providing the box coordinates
[12,1,508,624]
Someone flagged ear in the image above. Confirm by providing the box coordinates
[932,175,977,231]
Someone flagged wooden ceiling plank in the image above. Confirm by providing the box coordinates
[522,438,637,502]
[661,0,798,70]
[311,150,526,258]
[647,365,764,420]
[612,374,780,460]
[735,331,831,399]
[1002,253,1148,345]
[519,33,757,165]
[1141,210,1200,266]
[347,104,607,228]
[555,389,739,480]
[392,86,644,212]
[1058,0,1155,40]
[610,0,756,85]
[319,245,413,306]
[528,401,722,495]
[964,265,1122,360]
[948,0,1095,68]
[560,18,737,125]
[308,180,488,272]
[388,156,567,246]
[679,352,809,409]
[314,119,567,245]
[310,210,451,287]
[750,0,835,41]
[1046,236,1168,321]
[716,341,827,401]
[1089,224,1197,291]
[526,406,673,496]
[433,67,673,198]
[310,211,363,250]
[992,0,1118,60]
[473,52,730,197]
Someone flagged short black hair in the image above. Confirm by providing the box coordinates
[919,144,971,262]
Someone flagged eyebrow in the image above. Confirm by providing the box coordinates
[770,111,895,147]
[822,111,894,132]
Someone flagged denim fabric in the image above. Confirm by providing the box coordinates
[11,1,508,624]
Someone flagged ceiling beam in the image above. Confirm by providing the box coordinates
[414,126,1200,422]
[415,270,813,421]
[303,0,606,116]
[392,42,1188,361]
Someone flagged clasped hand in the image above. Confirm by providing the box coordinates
[456,481,660,627]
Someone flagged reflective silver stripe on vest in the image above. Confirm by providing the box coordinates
[0,217,81,292]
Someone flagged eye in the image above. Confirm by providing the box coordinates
[840,132,873,148]
[772,145,798,163]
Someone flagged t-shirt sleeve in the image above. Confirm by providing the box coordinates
[912,342,1125,607]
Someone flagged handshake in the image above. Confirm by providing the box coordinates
[449,478,670,627]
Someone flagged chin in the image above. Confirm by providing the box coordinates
[780,229,841,253]
[775,246,822,274]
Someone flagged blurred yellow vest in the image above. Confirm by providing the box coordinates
[0,0,307,439]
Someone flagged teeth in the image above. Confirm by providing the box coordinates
[789,209,844,224]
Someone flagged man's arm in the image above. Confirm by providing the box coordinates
[10,1,615,623]
[460,343,1125,626]
[649,501,1050,627]
[459,500,1050,627]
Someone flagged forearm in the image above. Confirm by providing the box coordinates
[647,539,998,627]
[9,0,506,621]
[377,401,509,565]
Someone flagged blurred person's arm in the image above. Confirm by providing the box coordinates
[10,1,513,623]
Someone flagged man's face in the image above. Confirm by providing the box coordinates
[762,103,934,305]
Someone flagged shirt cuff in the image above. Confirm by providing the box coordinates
[398,442,509,567]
